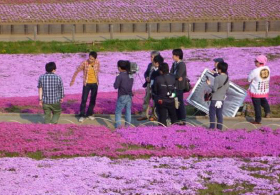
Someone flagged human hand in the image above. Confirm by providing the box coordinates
[178,77,183,81]
[60,99,64,103]
[70,81,74,87]
[39,100,43,106]
[206,80,211,85]
[146,77,150,82]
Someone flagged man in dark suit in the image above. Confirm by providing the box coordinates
[137,51,160,121]
[170,49,187,122]
[149,55,164,121]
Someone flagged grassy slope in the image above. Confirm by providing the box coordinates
[0,36,280,54]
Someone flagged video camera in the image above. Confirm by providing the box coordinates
[128,62,139,74]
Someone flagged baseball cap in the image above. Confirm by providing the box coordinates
[213,58,224,63]
[255,55,267,65]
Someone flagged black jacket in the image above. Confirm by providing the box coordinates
[150,68,160,94]
[150,68,160,82]
[170,61,187,90]
[142,63,153,88]
[154,74,176,102]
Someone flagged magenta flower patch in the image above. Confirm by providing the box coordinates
[0,122,280,158]
[0,0,280,23]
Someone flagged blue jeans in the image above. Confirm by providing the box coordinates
[115,95,132,128]
[209,100,224,130]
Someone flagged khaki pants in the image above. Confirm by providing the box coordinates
[141,84,155,118]
[43,102,62,124]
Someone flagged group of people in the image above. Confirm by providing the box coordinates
[136,49,188,126]
[37,49,271,129]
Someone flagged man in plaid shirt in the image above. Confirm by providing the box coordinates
[70,51,100,122]
[38,62,64,124]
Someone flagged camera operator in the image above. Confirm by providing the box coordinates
[154,63,178,126]
[114,60,134,128]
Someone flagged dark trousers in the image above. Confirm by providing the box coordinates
[252,98,270,123]
[209,100,224,130]
[176,90,186,120]
[157,100,177,126]
[80,83,98,117]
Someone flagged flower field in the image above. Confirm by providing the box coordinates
[1,46,280,194]
[1,122,280,158]
[0,0,280,23]
[0,46,280,115]
[0,157,280,194]
[0,122,280,194]
[1,46,280,98]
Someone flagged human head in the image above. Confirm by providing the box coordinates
[117,60,129,72]
[213,58,224,67]
[159,63,169,75]
[150,51,160,62]
[217,62,228,74]
[89,51,97,62]
[255,55,267,67]
[172,49,183,61]
[153,55,164,67]
[45,62,56,73]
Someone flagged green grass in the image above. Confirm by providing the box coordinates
[0,143,157,160]
[0,152,20,158]
[1,36,280,54]
[3,105,36,113]
[27,151,44,160]
[241,166,268,172]
[116,144,156,152]
[197,183,255,195]
[250,173,275,180]
[4,105,22,113]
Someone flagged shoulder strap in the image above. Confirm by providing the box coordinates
[217,76,229,90]
[163,75,171,92]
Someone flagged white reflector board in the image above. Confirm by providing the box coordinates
[187,69,247,117]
